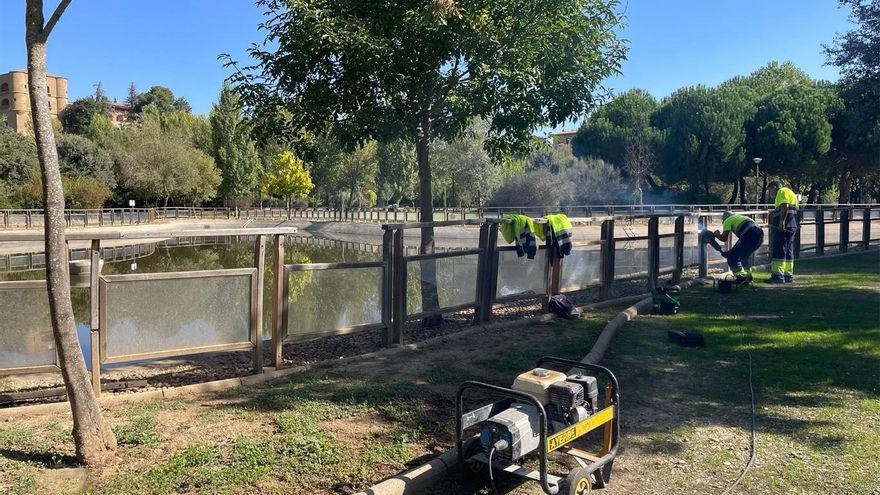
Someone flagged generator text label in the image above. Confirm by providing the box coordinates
[546,406,614,452]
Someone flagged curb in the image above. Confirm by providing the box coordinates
[0,293,648,421]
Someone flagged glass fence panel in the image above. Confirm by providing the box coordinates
[614,239,649,277]
[407,254,479,315]
[560,247,600,292]
[286,266,383,337]
[659,237,676,271]
[0,284,55,369]
[496,249,546,298]
[103,273,251,360]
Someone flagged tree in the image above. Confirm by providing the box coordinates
[210,84,261,207]
[491,169,573,207]
[745,81,840,195]
[622,132,655,204]
[0,126,38,183]
[117,113,220,206]
[824,0,880,202]
[433,120,514,207]
[264,151,315,216]
[572,88,660,166]
[58,97,110,134]
[55,132,117,188]
[125,82,138,109]
[569,157,625,204]
[25,0,117,465]
[228,0,625,317]
[338,142,379,214]
[377,139,417,206]
[93,81,108,102]
[132,86,190,114]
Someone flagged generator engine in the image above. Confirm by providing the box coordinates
[479,367,601,463]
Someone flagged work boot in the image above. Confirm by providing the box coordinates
[784,274,794,283]
[735,274,750,284]
[765,274,785,284]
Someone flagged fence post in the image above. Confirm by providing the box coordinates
[381,230,394,347]
[647,216,660,290]
[26,210,32,229]
[481,223,500,323]
[840,208,850,253]
[251,235,266,373]
[863,207,871,249]
[391,229,405,345]
[815,208,825,256]
[270,234,285,368]
[599,219,615,300]
[474,223,491,325]
[794,209,804,259]
[698,215,708,278]
[89,240,102,395]
[2,211,7,230]
[672,215,685,284]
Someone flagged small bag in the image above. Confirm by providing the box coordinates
[548,294,581,319]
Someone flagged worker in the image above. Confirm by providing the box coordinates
[766,181,799,283]
[714,211,764,283]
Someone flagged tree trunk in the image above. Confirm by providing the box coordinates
[761,174,768,205]
[838,170,852,204]
[738,176,747,204]
[415,115,441,326]
[727,178,738,205]
[807,183,818,204]
[25,0,116,466]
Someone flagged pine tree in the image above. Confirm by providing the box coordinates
[93,81,107,102]
[209,83,261,208]
[125,82,138,109]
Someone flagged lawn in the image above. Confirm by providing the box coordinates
[567,251,880,494]
[0,252,876,495]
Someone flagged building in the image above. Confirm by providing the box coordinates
[109,102,135,128]
[550,130,578,147]
[0,69,68,133]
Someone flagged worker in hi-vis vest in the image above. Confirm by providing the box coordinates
[767,181,799,283]
[713,211,764,283]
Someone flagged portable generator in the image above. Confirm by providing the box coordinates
[456,357,619,495]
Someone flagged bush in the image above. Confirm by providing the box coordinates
[63,175,112,208]
[569,157,627,204]
[490,169,574,207]
[56,132,117,188]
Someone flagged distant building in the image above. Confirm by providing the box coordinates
[110,102,135,128]
[550,130,578,147]
[0,69,68,133]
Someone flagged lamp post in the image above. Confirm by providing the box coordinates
[753,157,763,209]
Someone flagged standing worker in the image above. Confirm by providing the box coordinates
[714,211,764,283]
[766,181,799,283]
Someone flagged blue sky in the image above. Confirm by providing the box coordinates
[1,0,852,126]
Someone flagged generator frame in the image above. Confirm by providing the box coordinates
[455,356,620,495]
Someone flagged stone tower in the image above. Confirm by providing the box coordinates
[0,69,69,133]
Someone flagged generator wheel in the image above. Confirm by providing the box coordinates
[561,467,592,495]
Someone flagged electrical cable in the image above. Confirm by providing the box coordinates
[720,329,758,495]
[488,446,499,495]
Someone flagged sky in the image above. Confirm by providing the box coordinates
[0,0,853,127]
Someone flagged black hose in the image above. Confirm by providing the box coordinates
[721,329,757,495]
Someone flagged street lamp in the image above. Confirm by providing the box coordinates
[752,157,763,209]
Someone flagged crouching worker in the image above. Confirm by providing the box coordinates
[714,211,764,283]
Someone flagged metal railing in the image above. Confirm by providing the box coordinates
[0,206,877,402]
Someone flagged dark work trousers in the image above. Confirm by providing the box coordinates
[726,226,764,275]
[770,210,798,276]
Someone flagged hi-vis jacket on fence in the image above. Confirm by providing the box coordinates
[538,213,573,258]
[500,214,538,259]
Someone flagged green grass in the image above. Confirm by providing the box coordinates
[588,251,880,494]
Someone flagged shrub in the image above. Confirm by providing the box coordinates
[63,175,112,208]
[490,169,574,207]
